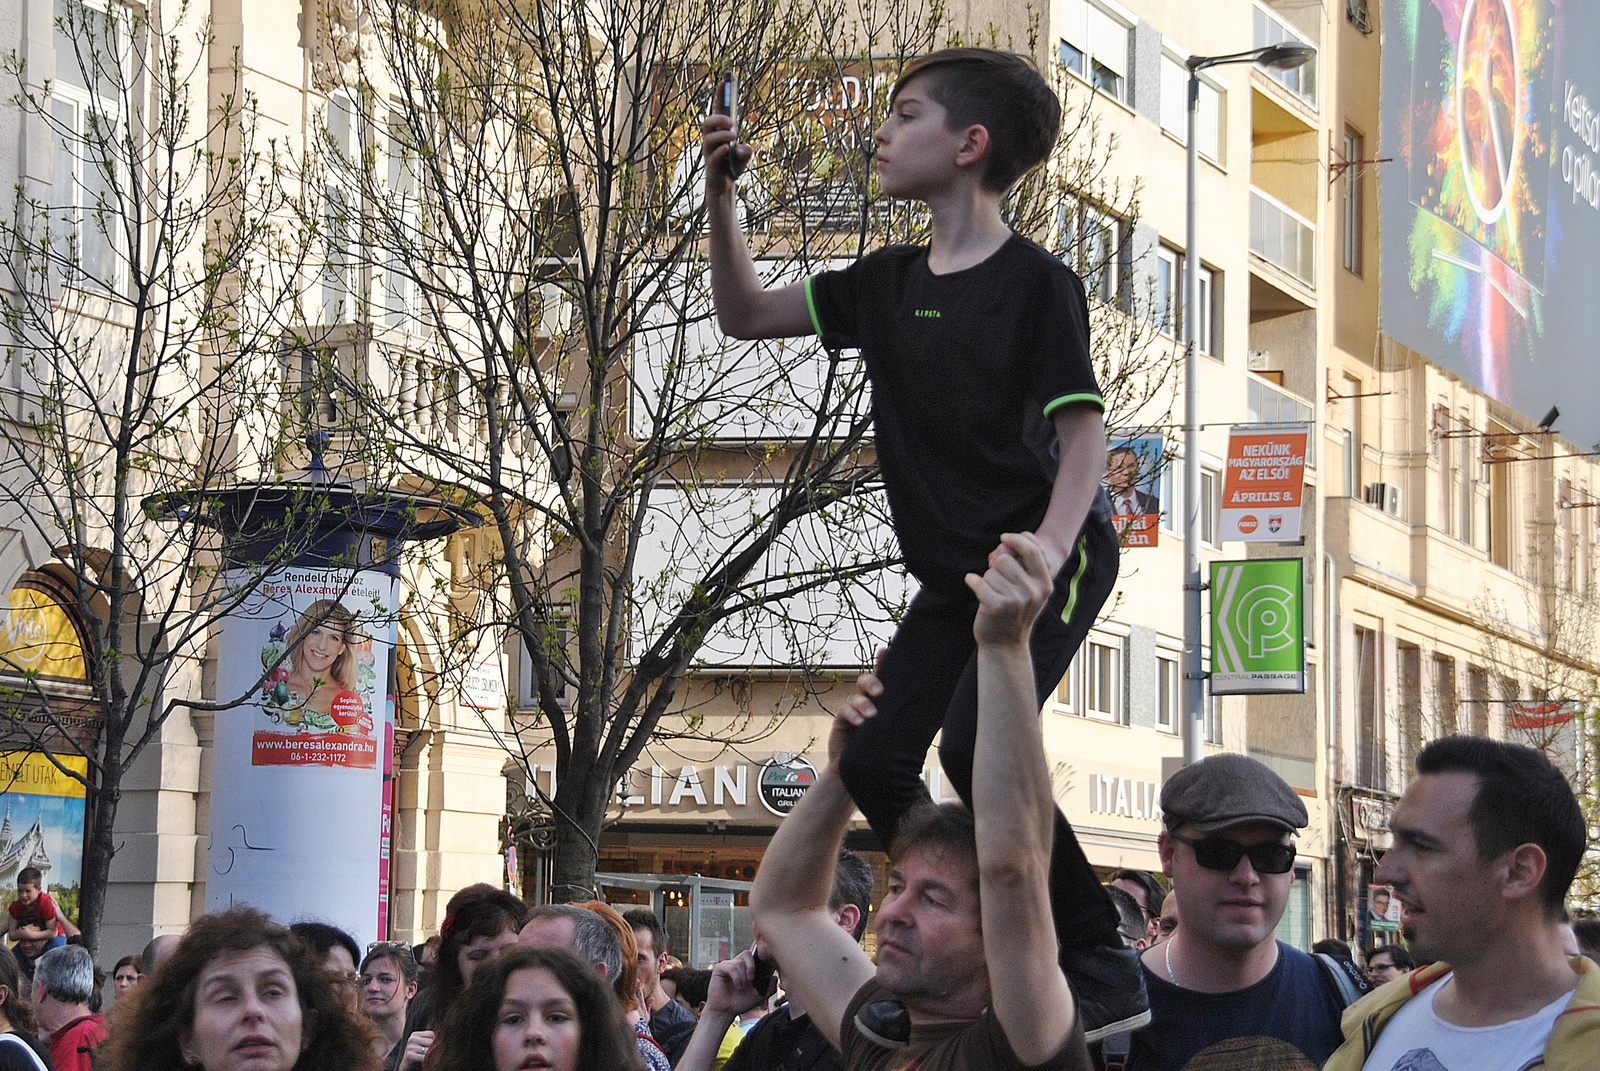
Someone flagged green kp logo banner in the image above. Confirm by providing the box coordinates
[1210,559,1305,695]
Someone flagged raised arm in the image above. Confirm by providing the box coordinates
[702,114,814,339]
[675,951,763,1071]
[966,534,1080,1065]
[747,684,878,1049]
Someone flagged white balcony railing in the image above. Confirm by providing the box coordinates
[1250,189,1316,287]
[1253,3,1318,108]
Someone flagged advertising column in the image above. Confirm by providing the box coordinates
[208,567,395,948]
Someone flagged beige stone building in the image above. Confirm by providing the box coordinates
[3,0,1590,970]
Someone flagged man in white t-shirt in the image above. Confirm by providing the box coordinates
[1323,736,1600,1071]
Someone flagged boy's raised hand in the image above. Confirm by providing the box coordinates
[701,114,752,198]
[966,533,1053,648]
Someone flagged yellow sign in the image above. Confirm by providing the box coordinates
[0,752,88,799]
[1,589,86,681]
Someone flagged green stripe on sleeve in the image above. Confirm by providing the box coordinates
[803,276,825,338]
[1043,392,1106,417]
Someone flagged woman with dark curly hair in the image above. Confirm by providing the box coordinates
[0,945,50,1070]
[427,946,643,1071]
[98,907,380,1071]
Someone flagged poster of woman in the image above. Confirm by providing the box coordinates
[258,599,377,737]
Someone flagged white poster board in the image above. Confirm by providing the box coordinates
[207,566,394,946]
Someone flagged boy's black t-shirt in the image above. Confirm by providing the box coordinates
[804,234,1102,595]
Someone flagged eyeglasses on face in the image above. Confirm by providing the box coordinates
[1169,831,1296,874]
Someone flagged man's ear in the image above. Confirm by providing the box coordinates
[593,961,610,980]
[179,1027,198,1065]
[656,951,670,973]
[954,124,991,171]
[833,903,862,937]
[1502,843,1548,904]
[1157,830,1177,878]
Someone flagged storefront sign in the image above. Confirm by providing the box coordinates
[1210,558,1306,695]
[1106,437,1163,548]
[758,754,817,816]
[209,565,394,947]
[1,589,86,680]
[462,657,504,711]
[1087,774,1162,822]
[0,752,88,917]
[1219,425,1308,542]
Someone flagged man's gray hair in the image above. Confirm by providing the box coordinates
[525,904,622,981]
[35,944,94,1005]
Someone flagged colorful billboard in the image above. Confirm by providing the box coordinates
[1382,0,1600,448]
[0,753,88,924]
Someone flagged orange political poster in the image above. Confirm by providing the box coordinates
[1220,425,1309,542]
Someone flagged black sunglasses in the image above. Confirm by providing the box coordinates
[1169,832,1296,874]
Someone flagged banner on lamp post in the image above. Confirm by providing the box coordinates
[208,566,394,947]
[1220,424,1308,542]
[1210,558,1305,695]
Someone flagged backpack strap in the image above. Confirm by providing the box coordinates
[0,1034,50,1071]
[1315,953,1373,1008]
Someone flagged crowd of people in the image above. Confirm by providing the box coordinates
[2,40,1597,1071]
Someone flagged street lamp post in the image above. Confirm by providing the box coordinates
[1182,42,1316,766]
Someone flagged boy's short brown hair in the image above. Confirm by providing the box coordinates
[15,867,41,889]
[890,48,1062,192]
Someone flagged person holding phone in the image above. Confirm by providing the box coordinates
[700,49,1139,1040]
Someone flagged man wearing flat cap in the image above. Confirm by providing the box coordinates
[1118,754,1345,1070]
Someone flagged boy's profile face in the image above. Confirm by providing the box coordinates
[16,881,39,905]
[874,75,986,198]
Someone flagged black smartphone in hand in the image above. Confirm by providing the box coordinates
[713,71,740,175]
[749,940,776,996]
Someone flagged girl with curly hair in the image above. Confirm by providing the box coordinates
[427,946,643,1071]
[98,907,380,1071]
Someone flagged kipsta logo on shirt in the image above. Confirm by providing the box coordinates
[912,308,941,319]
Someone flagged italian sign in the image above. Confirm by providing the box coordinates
[208,565,394,947]
[1106,437,1163,548]
[1220,425,1308,543]
[0,752,87,923]
[1210,559,1305,695]
[757,754,817,816]
[1381,0,1600,447]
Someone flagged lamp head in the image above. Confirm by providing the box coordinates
[1255,42,1316,69]
[1538,406,1560,431]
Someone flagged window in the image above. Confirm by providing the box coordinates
[1195,264,1216,356]
[1159,461,1180,533]
[1159,55,1221,161]
[1433,654,1457,737]
[49,0,125,290]
[1248,378,1315,464]
[1061,202,1125,305]
[1201,468,1221,545]
[514,614,574,710]
[1467,665,1489,736]
[1151,246,1177,334]
[1354,625,1383,790]
[1338,375,1360,497]
[1487,432,1513,569]
[1342,128,1364,275]
[382,106,420,331]
[1204,692,1221,744]
[322,89,361,324]
[1059,0,1131,103]
[1157,655,1179,732]
[1055,658,1081,715]
[1083,638,1122,721]
[1398,642,1421,774]
[1253,4,1318,107]
[1458,416,1476,544]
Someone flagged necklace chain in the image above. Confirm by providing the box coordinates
[1165,935,1178,987]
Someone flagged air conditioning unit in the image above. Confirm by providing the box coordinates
[1248,349,1271,371]
[1365,482,1402,517]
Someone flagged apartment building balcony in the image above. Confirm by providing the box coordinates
[1250,2,1319,129]
[1249,187,1316,316]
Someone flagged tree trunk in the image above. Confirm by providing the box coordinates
[77,760,121,956]
[548,815,601,904]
